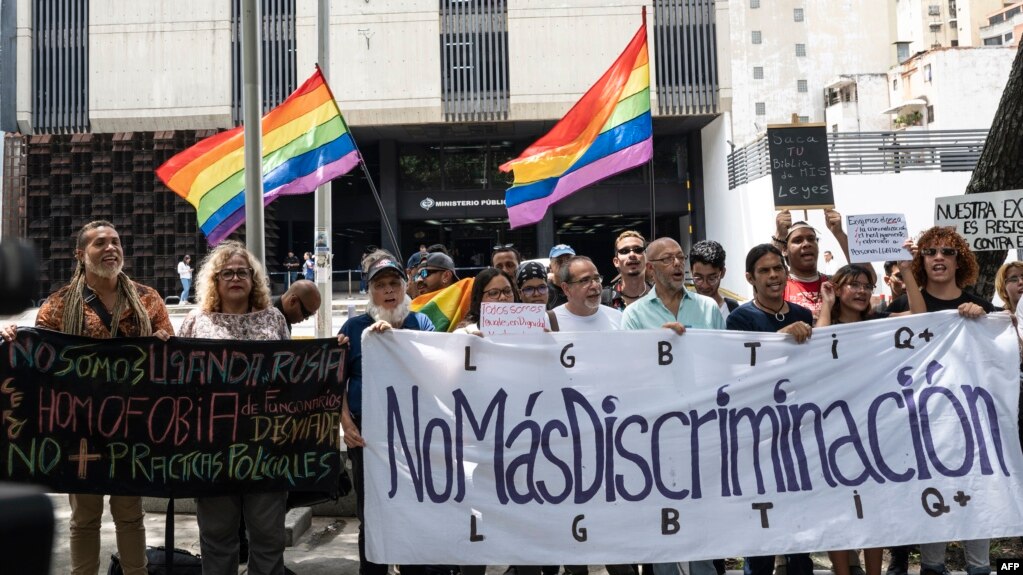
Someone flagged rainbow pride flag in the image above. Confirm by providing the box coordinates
[499,21,652,229]
[156,67,359,245]
[411,278,475,332]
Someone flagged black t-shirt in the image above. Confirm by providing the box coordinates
[887,290,995,313]
[726,301,814,333]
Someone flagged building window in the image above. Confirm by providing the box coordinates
[752,30,762,44]
[795,43,806,57]
[924,64,932,82]
[440,0,510,121]
[797,79,808,93]
[927,105,935,124]
[896,42,911,63]
[1006,32,1014,42]
[750,0,760,7]
[948,0,957,14]
[951,39,959,46]
[653,0,721,115]
[755,102,766,115]
[794,8,804,21]
[31,0,89,133]
[753,66,764,79]
[892,78,898,90]
[983,36,1002,46]
[928,4,941,15]
[798,115,810,123]
[231,0,297,124]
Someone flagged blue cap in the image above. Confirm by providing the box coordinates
[406,252,424,269]
[549,244,575,258]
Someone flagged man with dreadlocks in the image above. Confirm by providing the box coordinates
[37,220,172,575]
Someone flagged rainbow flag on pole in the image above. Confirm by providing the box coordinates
[157,67,359,245]
[499,19,652,229]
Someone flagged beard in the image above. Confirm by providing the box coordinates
[85,259,123,279]
[367,294,412,327]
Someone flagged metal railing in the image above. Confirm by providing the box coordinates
[727,129,989,189]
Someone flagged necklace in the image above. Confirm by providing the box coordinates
[755,297,786,322]
[790,272,821,282]
[621,283,650,299]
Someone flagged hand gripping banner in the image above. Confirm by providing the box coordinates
[362,312,1023,564]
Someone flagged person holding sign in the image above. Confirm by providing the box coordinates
[772,209,849,322]
[177,241,291,575]
[455,267,520,335]
[338,252,435,575]
[3,220,174,575]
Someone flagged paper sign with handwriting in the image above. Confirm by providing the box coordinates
[480,302,547,336]
[934,189,1023,251]
[846,213,909,263]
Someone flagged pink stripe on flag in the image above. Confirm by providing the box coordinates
[205,151,361,245]
[507,138,653,229]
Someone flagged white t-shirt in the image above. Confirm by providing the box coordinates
[177,261,192,280]
[552,304,623,332]
[718,300,731,320]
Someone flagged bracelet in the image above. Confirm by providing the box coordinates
[771,236,785,244]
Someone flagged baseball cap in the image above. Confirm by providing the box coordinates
[366,257,406,282]
[549,244,575,258]
[421,252,458,279]
[406,252,424,269]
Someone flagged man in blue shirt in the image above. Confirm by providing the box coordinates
[621,237,723,575]
[338,252,434,575]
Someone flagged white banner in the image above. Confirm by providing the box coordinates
[935,189,1023,251]
[363,312,1023,564]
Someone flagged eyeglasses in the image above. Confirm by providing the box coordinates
[693,274,721,285]
[1005,275,1022,285]
[845,281,876,292]
[483,287,515,299]
[566,274,603,286]
[649,254,687,266]
[416,268,444,279]
[616,246,645,256]
[492,243,515,252]
[520,284,548,297]
[217,267,253,281]
[298,299,315,320]
[921,247,958,257]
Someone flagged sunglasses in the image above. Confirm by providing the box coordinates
[298,298,315,320]
[417,268,445,280]
[493,243,515,252]
[920,247,958,257]
[616,246,645,256]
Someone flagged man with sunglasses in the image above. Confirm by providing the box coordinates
[491,244,521,277]
[601,230,652,310]
[272,279,322,332]
[416,252,459,295]
[885,226,993,316]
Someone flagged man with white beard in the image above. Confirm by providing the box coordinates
[337,251,434,575]
[552,255,624,330]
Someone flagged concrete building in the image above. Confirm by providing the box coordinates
[979,1,1023,46]
[2,0,728,300]
[893,0,1012,56]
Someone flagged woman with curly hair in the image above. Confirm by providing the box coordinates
[885,226,993,317]
[178,240,290,575]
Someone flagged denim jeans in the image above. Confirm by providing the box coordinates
[921,540,990,575]
[653,560,718,575]
[180,278,190,303]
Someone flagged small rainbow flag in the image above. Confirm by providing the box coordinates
[410,278,475,332]
[499,20,652,229]
[156,67,359,245]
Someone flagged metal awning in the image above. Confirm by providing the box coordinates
[880,98,928,114]
[825,76,856,90]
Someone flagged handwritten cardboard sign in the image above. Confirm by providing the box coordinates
[480,302,547,336]
[766,123,835,209]
[0,329,347,497]
[363,316,1023,564]
[934,189,1023,251]
[846,213,909,263]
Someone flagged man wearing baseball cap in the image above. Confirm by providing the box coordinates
[405,251,425,299]
[546,244,575,309]
[416,252,459,296]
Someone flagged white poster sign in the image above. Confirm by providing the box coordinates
[935,189,1023,251]
[846,213,909,263]
[480,302,547,336]
[363,313,1023,564]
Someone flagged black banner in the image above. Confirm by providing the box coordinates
[0,328,346,498]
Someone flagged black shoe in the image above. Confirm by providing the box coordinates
[920,567,950,575]
[238,540,249,565]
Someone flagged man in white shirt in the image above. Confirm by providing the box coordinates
[552,255,623,331]
[177,254,192,303]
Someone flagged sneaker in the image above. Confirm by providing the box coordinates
[884,562,907,575]
[920,567,950,575]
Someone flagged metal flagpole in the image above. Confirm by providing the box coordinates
[241,0,265,265]
[314,0,333,338]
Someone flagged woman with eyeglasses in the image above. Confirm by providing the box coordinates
[178,240,291,574]
[516,261,561,331]
[816,247,923,575]
[456,267,519,335]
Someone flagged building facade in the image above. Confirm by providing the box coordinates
[3,0,728,299]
